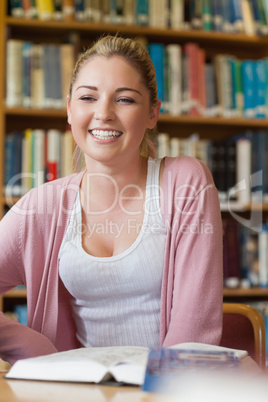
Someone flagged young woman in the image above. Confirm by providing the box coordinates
[0,35,223,365]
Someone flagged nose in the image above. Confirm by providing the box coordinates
[94,99,115,122]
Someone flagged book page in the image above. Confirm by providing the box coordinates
[5,346,149,384]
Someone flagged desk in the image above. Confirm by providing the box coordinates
[0,372,170,402]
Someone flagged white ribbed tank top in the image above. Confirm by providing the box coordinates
[59,158,167,347]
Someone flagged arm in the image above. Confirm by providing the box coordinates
[162,158,223,346]
[0,203,58,364]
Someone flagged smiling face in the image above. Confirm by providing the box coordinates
[67,55,160,169]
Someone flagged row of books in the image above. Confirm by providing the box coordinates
[4,126,268,204]
[4,129,80,198]
[149,42,268,118]
[7,37,268,119]
[7,0,268,36]
[223,218,268,290]
[156,130,268,205]
[6,39,76,109]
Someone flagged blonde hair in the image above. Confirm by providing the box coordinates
[69,35,159,170]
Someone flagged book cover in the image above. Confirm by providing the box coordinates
[22,41,33,108]
[9,0,24,17]
[249,0,261,34]
[62,0,75,20]
[166,44,182,115]
[149,0,169,28]
[6,39,23,107]
[223,218,241,289]
[230,57,243,117]
[220,55,234,117]
[204,61,219,116]
[74,0,86,21]
[32,129,45,188]
[4,134,15,195]
[142,345,244,394]
[255,130,268,201]
[157,133,170,158]
[53,0,64,20]
[202,0,213,30]
[136,0,149,25]
[148,43,165,113]
[236,136,252,204]
[230,0,244,32]
[221,0,234,32]
[170,0,184,29]
[258,224,268,288]
[14,304,27,326]
[61,130,74,177]
[47,129,61,181]
[198,47,206,115]
[50,44,63,108]
[190,0,203,29]
[21,128,33,194]
[240,226,259,287]
[36,0,54,19]
[254,59,266,118]
[124,0,136,25]
[256,0,268,36]
[241,59,256,118]
[22,0,38,18]
[184,42,200,116]
[42,44,55,108]
[30,44,45,108]
[212,0,223,31]
[225,136,237,199]
[60,43,75,101]
[241,0,256,35]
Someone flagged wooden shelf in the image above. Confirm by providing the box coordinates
[5,107,268,129]
[5,16,268,48]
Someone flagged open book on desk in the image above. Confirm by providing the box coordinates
[5,342,250,386]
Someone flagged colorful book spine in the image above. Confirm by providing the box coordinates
[202,0,213,30]
[212,0,223,30]
[241,59,256,118]
[148,43,165,112]
[254,59,267,118]
[230,0,244,32]
[35,0,54,19]
[221,0,234,32]
[9,0,24,17]
[74,0,86,21]
[136,0,149,25]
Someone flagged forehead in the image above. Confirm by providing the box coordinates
[75,55,143,86]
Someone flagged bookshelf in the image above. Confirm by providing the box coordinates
[1,1,268,316]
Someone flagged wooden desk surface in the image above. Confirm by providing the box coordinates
[0,372,171,402]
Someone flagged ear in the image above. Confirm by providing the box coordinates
[67,96,72,125]
[147,99,161,129]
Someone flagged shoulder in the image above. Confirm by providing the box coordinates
[162,156,215,191]
[8,172,84,218]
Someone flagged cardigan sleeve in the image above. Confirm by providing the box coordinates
[162,157,223,347]
[0,199,58,364]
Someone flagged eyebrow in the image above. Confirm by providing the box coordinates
[76,85,142,96]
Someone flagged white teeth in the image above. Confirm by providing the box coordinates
[91,129,121,139]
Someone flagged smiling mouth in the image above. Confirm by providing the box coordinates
[90,129,123,139]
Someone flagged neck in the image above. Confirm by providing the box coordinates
[81,155,148,213]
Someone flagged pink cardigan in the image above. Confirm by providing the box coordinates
[0,156,223,364]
